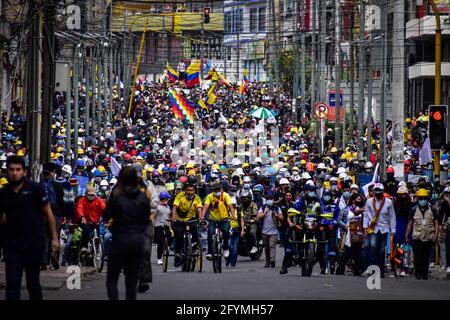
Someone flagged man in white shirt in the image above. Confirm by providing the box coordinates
[363,183,396,278]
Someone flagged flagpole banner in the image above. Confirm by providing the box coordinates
[111,157,122,177]
[419,138,432,165]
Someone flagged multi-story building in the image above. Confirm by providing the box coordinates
[223,0,268,83]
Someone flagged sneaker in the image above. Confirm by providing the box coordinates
[270,261,275,268]
[138,283,150,293]
[223,250,230,258]
[250,246,258,254]
[157,259,163,265]
[205,254,213,261]
[400,271,406,277]
[429,262,435,269]
[258,240,263,245]
[446,267,450,273]
[40,264,48,271]
[439,265,445,271]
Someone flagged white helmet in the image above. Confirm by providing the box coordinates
[152,119,158,124]
[279,178,290,185]
[337,167,347,175]
[279,167,288,174]
[100,180,109,187]
[61,164,72,176]
[305,180,315,187]
[291,175,301,182]
[235,168,244,176]
[255,157,262,164]
[232,158,242,166]
[364,161,373,169]
[243,176,252,183]
[317,163,326,170]
[109,177,118,186]
[330,177,339,183]
[127,133,134,139]
[302,172,312,180]
[339,173,348,180]
[288,150,295,157]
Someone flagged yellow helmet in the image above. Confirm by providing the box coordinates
[57,146,64,153]
[15,140,22,146]
[188,169,196,176]
[212,164,220,170]
[186,163,195,169]
[302,149,309,154]
[300,159,307,165]
[0,177,8,185]
[206,160,214,165]
[17,149,25,157]
[415,188,429,197]
[242,163,250,169]
[292,166,300,171]
[331,147,338,153]
[7,125,14,131]
[77,148,84,155]
[97,165,106,173]
[405,118,411,123]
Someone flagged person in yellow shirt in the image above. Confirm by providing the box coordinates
[201,183,236,261]
[171,183,203,267]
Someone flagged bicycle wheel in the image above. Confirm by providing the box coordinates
[196,241,203,273]
[93,237,104,273]
[214,236,222,274]
[212,235,218,273]
[162,237,169,273]
[182,235,192,272]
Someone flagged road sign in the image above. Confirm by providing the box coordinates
[315,103,328,119]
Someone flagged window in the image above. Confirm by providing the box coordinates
[239,9,243,33]
[285,0,293,16]
[279,0,284,16]
[250,8,257,32]
[225,12,232,33]
[258,7,266,32]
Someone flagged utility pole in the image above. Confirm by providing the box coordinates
[292,0,300,125]
[237,26,240,82]
[319,0,326,103]
[334,0,341,149]
[367,46,373,161]
[311,0,316,121]
[357,0,366,159]
[73,45,79,166]
[300,0,306,125]
[41,0,55,164]
[380,1,388,180]
[85,47,90,137]
[66,60,71,164]
[103,44,108,125]
[349,9,355,146]
[109,45,114,122]
[391,0,405,180]
[91,46,97,135]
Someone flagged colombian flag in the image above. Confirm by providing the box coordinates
[169,89,195,124]
[239,81,246,95]
[217,71,232,89]
[185,59,201,88]
[166,63,179,83]
[243,67,249,83]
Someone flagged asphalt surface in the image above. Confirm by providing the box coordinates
[34,246,450,300]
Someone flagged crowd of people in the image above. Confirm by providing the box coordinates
[0,78,449,300]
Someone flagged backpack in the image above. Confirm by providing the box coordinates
[42,179,59,216]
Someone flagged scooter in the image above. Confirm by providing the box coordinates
[237,219,264,260]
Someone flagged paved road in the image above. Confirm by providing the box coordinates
[36,247,450,300]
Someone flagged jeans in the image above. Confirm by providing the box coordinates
[207,220,230,255]
[154,225,171,260]
[63,233,74,264]
[336,243,363,275]
[364,231,388,276]
[446,230,450,267]
[103,229,113,258]
[106,233,145,300]
[173,221,199,255]
[317,226,337,271]
[228,230,240,267]
[4,243,44,300]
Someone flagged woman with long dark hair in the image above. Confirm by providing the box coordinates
[104,166,151,300]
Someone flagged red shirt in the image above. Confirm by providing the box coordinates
[75,196,106,224]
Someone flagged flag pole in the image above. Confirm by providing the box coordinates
[127,20,148,117]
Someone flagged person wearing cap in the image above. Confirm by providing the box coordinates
[383,166,399,198]
[394,185,414,276]
[363,183,396,277]
[201,182,236,261]
[405,189,439,279]
[257,194,283,268]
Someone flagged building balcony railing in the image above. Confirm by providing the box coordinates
[406,15,450,39]
[408,61,450,79]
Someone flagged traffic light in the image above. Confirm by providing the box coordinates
[203,7,210,24]
[428,105,448,149]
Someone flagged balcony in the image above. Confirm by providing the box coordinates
[408,61,450,79]
[406,15,450,39]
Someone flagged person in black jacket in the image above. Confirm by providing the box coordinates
[104,166,151,300]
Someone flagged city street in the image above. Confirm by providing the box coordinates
[25,248,450,300]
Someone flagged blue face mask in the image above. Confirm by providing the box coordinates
[267,200,274,207]
[308,191,316,198]
[244,184,251,189]
[331,185,337,191]
[418,200,428,207]
[343,191,351,199]
[323,195,332,202]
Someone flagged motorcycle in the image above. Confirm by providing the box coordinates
[237,218,263,260]
[299,203,324,277]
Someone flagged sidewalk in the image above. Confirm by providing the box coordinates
[0,263,97,291]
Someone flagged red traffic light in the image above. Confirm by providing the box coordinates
[432,111,442,121]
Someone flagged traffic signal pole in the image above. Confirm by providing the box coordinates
[429,0,441,183]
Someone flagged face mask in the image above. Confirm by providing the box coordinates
[267,200,274,207]
[331,185,337,191]
[87,195,96,201]
[100,186,108,192]
[323,195,332,202]
[308,191,316,198]
[244,184,251,189]
[418,200,428,207]
[292,171,299,176]
[343,191,351,199]
[214,192,222,197]
[374,191,383,197]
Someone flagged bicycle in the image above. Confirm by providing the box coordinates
[210,220,226,274]
[78,223,105,273]
[167,220,202,273]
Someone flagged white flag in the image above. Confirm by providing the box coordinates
[255,119,265,134]
[111,157,122,177]
[419,138,433,165]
